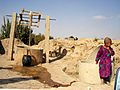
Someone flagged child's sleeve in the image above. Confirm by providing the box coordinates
[109,47,115,56]
[95,46,103,62]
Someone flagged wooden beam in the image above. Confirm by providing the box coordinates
[45,16,50,63]
[8,12,17,60]
[21,9,40,15]
[28,12,32,46]
[6,15,56,20]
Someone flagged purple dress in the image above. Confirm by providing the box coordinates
[96,45,115,78]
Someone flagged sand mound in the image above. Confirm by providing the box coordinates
[0,38,25,55]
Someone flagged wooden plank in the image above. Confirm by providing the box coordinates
[45,16,50,63]
[8,13,17,60]
[28,12,32,46]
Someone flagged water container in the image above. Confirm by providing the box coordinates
[22,55,32,66]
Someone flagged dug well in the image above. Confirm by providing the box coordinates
[15,46,43,66]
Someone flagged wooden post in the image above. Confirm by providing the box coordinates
[8,12,17,60]
[29,11,32,46]
[45,16,50,63]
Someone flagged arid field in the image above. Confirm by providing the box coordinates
[0,38,120,90]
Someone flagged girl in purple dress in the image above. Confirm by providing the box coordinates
[96,37,115,84]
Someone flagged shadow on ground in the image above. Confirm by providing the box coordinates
[0,77,33,84]
[0,67,13,70]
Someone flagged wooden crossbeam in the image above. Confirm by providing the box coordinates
[6,15,56,20]
[21,8,40,15]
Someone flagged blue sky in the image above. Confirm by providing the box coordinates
[0,0,120,39]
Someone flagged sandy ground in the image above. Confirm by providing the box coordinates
[1,38,119,89]
[0,55,114,90]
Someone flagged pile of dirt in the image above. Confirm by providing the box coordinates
[0,38,24,55]
[1,38,120,63]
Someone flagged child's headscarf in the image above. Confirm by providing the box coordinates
[104,37,112,45]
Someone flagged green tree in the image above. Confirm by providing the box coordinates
[15,25,32,45]
[69,36,78,40]
[0,17,11,39]
[49,36,54,39]
[0,17,32,45]
[34,33,45,45]
[33,33,54,45]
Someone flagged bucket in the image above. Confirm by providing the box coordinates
[22,55,32,66]
[15,45,43,66]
